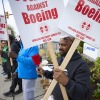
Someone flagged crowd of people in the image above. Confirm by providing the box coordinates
[0,34,90,100]
[0,35,22,96]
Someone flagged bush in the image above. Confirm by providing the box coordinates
[47,53,60,64]
[89,57,100,100]
[91,57,100,80]
[93,83,100,100]
[77,41,84,54]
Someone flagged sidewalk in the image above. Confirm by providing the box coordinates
[0,65,45,100]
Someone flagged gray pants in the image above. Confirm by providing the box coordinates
[22,79,36,100]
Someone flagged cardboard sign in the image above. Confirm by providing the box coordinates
[58,0,100,48]
[0,15,7,40]
[8,0,67,48]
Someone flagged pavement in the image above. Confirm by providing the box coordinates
[0,64,45,100]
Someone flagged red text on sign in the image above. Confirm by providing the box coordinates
[27,1,48,11]
[0,24,6,28]
[16,0,36,1]
[75,0,100,23]
[22,8,58,24]
[0,31,4,34]
[88,0,100,7]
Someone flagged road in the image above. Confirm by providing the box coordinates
[0,64,45,100]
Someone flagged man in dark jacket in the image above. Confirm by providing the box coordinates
[37,36,90,100]
[2,34,22,97]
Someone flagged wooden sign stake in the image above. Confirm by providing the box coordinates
[47,42,68,100]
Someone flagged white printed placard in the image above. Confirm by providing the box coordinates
[83,43,99,60]
[8,0,67,48]
[58,0,100,48]
[0,15,7,40]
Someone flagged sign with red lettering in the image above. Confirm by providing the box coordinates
[58,0,100,48]
[8,0,67,48]
[0,15,7,40]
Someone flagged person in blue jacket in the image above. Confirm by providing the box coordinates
[9,40,40,100]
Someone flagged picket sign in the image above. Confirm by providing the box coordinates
[4,16,13,66]
[43,38,80,100]
[0,3,13,66]
[0,15,7,40]
[47,42,68,100]
[6,29,13,66]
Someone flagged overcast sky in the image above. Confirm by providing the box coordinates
[0,0,68,35]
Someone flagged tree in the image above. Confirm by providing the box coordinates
[7,25,15,37]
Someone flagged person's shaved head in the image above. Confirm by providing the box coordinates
[63,36,75,43]
[59,36,75,57]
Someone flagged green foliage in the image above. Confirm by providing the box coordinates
[87,57,100,99]
[56,53,60,59]
[77,41,84,54]
[7,25,15,37]
[90,76,95,84]
[47,52,60,64]
[77,46,83,54]
[90,57,100,80]
[93,83,100,100]
[79,41,84,47]
[82,56,91,65]
[47,55,52,64]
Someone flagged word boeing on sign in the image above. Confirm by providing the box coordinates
[22,8,58,24]
[75,0,100,23]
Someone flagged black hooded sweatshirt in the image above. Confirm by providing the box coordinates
[1,34,20,72]
[44,51,90,100]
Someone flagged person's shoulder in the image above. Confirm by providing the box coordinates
[15,40,21,47]
[76,58,89,69]
[12,40,20,47]
[30,45,39,50]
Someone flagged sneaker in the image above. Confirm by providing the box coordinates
[3,73,6,75]
[3,91,14,97]
[1,72,6,75]
[1,72,5,74]
[0,98,6,100]
[5,77,11,79]
[4,79,11,82]
[15,90,22,95]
